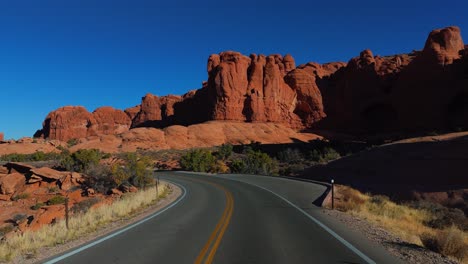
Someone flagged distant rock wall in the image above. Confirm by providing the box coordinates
[36,26,468,141]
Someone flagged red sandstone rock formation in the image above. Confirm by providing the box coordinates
[0,132,4,142]
[91,107,131,135]
[37,106,132,141]
[35,26,468,140]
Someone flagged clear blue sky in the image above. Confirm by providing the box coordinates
[1,0,467,139]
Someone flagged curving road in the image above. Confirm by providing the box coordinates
[43,172,403,264]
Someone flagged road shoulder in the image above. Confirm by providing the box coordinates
[11,181,182,264]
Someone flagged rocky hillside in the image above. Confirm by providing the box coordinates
[34,26,468,142]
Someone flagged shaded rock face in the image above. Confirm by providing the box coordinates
[319,26,468,133]
[131,94,182,128]
[0,132,3,142]
[37,26,468,140]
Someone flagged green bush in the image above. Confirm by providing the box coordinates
[308,147,341,163]
[233,149,278,175]
[71,198,101,214]
[230,159,246,173]
[31,202,45,210]
[11,193,30,201]
[277,148,303,163]
[60,149,103,173]
[216,144,233,161]
[67,138,79,147]
[124,154,154,188]
[47,195,66,205]
[180,149,216,173]
[0,151,61,162]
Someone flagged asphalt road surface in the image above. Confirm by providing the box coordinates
[43,172,403,264]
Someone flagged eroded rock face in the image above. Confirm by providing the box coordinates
[422,26,464,65]
[131,94,182,128]
[40,106,95,141]
[38,106,132,141]
[207,51,302,127]
[91,107,132,135]
[0,132,4,142]
[284,68,326,127]
[36,26,468,140]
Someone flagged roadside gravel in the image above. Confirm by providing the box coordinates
[324,209,460,264]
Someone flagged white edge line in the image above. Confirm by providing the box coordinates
[225,179,377,264]
[44,180,187,264]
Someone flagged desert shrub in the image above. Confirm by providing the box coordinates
[321,147,341,162]
[409,201,468,231]
[308,149,322,162]
[229,159,246,173]
[47,195,66,205]
[12,214,27,223]
[0,152,61,162]
[0,225,14,237]
[370,195,390,205]
[30,202,45,210]
[11,193,30,201]
[84,164,116,193]
[71,198,101,214]
[366,196,407,219]
[280,163,306,176]
[420,228,468,261]
[47,186,59,193]
[308,147,341,163]
[123,153,154,188]
[67,138,79,147]
[216,144,233,161]
[212,160,229,173]
[111,164,131,186]
[277,148,303,164]
[71,149,102,173]
[427,208,468,231]
[336,186,367,212]
[240,149,278,175]
[180,149,216,173]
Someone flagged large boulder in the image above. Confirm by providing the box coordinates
[0,173,26,195]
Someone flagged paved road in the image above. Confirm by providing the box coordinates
[43,172,403,264]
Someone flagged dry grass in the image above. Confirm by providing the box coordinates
[0,184,169,262]
[333,185,468,263]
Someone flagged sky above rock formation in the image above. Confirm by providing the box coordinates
[1,0,467,139]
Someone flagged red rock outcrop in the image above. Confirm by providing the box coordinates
[37,106,132,141]
[284,68,326,127]
[0,132,4,142]
[124,105,141,121]
[40,106,95,141]
[90,107,131,135]
[36,26,468,141]
[131,94,182,127]
[0,173,25,195]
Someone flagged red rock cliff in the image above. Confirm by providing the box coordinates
[36,26,468,141]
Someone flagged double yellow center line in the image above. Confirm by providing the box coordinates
[194,181,234,264]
